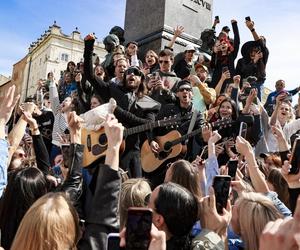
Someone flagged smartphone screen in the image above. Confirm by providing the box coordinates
[222,66,229,72]
[227,160,238,180]
[213,175,231,214]
[289,137,300,174]
[107,233,124,250]
[239,122,247,139]
[126,207,152,250]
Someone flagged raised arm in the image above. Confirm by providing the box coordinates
[22,110,50,176]
[166,26,184,50]
[0,85,20,197]
[236,136,269,193]
[60,111,84,203]
[231,20,240,59]
[7,102,35,164]
[84,34,110,102]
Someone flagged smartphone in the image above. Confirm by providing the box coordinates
[215,16,220,21]
[213,175,231,214]
[107,233,123,250]
[227,160,238,180]
[222,66,229,73]
[245,16,251,22]
[239,122,248,139]
[289,137,300,174]
[126,207,152,250]
[61,144,70,168]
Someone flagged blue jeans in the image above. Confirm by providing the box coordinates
[252,82,264,101]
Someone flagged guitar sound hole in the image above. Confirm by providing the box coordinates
[99,134,108,146]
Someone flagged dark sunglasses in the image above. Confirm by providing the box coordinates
[126,68,142,76]
[178,87,192,92]
[159,60,170,64]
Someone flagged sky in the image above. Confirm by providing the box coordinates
[0,0,299,97]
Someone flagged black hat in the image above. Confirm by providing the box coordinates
[176,80,192,92]
[241,41,261,57]
[222,26,230,32]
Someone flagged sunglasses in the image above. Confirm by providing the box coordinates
[159,60,170,64]
[178,87,192,92]
[126,68,142,76]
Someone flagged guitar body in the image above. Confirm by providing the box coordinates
[141,130,185,173]
[81,127,125,168]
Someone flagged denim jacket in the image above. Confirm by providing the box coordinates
[0,139,9,197]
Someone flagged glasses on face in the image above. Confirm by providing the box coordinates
[159,60,170,64]
[178,87,192,92]
[126,68,142,76]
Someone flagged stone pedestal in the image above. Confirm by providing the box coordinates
[124,0,213,58]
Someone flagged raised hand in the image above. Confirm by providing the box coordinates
[104,114,124,149]
[0,85,20,125]
[84,33,96,41]
[174,25,184,37]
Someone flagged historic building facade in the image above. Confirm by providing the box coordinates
[8,21,106,101]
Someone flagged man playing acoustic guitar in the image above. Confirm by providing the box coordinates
[144,80,205,187]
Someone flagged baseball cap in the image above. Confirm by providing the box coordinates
[185,44,196,52]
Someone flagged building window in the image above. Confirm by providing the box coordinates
[61,53,69,62]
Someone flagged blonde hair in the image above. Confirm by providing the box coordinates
[236,192,283,250]
[11,192,80,250]
[119,178,151,229]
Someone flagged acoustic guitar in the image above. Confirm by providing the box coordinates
[81,115,186,167]
[141,118,233,173]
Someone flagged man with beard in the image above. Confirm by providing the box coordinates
[84,33,160,177]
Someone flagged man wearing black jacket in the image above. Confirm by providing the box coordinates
[84,34,160,177]
[147,80,204,187]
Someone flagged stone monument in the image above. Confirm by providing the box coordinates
[124,0,213,57]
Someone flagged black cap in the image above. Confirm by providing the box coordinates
[176,80,192,92]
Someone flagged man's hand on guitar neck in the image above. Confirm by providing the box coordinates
[150,140,160,154]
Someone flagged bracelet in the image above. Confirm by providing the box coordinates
[251,28,255,32]
[30,126,39,132]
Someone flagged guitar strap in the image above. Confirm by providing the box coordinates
[185,107,197,144]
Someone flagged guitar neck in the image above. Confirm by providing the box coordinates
[166,120,225,149]
[124,120,161,137]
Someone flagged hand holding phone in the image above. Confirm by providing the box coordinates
[213,175,231,214]
[227,160,238,180]
[245,16,251,22]
[222,66,229,73]
[239,122,248,139]
[126,207,152,250]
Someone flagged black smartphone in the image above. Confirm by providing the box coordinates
[215,16,220,21]
[61,144,70,168]
[239,122,248,139]
[213,175,231,214]
[227,160,238,180]
[289,137,300,174]
[107,233,124,250]
[126,207,152,250]
[245,16,251,22]
[222,66,229,72]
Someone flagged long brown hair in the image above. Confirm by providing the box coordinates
[169,160,202,201]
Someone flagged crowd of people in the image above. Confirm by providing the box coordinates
[1,16,300,250]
